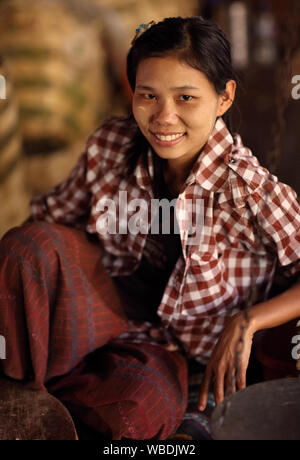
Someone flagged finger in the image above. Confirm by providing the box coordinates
[164,342,179,352]
[213,369,226,406]
[225,366,236,397]
[198,367,212,411]
[236,363,247,390]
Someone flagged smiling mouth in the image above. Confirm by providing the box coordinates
[151,132,186,142]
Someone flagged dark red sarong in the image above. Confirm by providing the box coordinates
[0,222,188,439]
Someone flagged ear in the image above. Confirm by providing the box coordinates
[216,80,236,117]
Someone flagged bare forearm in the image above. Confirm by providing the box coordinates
[247,277,300,334]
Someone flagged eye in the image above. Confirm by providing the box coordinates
[179,95,194,102]
[142,93,156,100]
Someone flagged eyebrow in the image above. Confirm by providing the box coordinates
[136,85,200,91]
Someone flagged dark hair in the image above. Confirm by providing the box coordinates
[125,17,238,188]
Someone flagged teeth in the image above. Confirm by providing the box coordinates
[155,133,184,141]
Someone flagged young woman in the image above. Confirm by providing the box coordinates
[1,16,300,440]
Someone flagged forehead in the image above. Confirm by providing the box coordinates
[135,55,214,91]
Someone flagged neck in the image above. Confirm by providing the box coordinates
[164,156,197,195]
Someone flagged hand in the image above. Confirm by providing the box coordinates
[198,312,255,411]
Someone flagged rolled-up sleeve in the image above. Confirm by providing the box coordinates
[252,178,300,277]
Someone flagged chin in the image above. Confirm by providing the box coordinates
[152,148,184,160]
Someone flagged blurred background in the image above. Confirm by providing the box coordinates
[0,0,299,237]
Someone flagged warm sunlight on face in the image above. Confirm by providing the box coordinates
[132,56,235,176]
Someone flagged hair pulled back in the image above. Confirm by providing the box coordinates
[125,17,238,182]
[127,16,236,97]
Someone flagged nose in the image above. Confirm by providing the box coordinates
[151,99,179,125]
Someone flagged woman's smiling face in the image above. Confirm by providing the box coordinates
[132,55,235,174]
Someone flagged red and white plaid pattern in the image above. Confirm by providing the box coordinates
[30,116,300,364]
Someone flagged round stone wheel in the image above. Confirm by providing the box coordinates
[0,378,78,440]
[211,378,300,440]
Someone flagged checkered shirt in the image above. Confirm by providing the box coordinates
[30,116,300,364]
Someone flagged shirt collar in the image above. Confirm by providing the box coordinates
[185,117,234,193]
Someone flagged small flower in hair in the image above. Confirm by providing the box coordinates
[131,20,156,45]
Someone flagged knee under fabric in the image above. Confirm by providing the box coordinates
[0,221,128,387]
[47,341,188,440]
